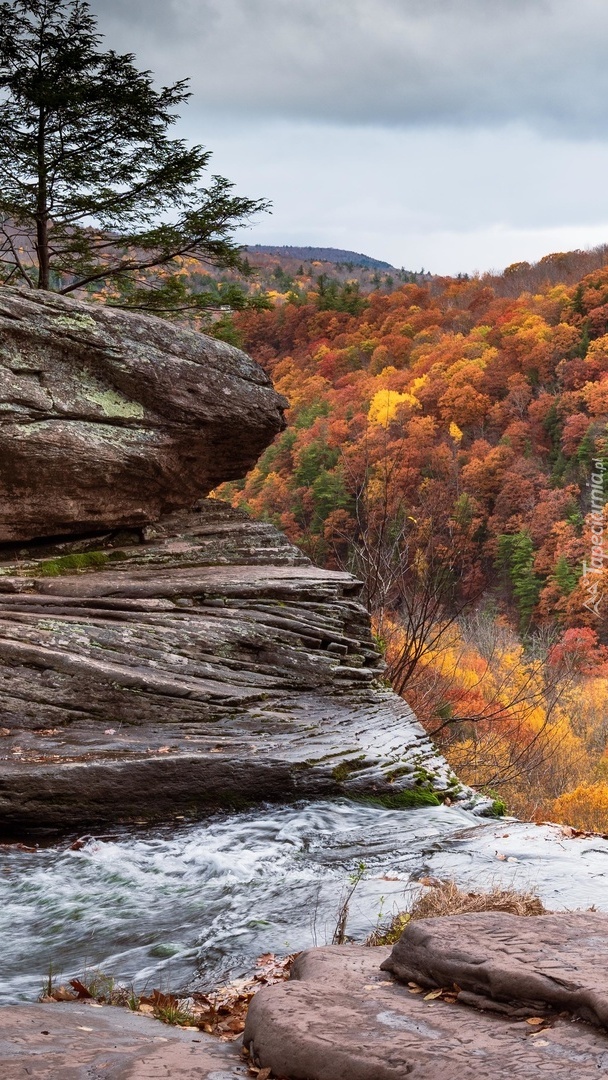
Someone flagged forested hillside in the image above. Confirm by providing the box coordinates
[7,216,608,827]
[216,255,608,826]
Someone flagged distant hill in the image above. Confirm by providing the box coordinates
[485,243,608,298]
[246,245,396,271]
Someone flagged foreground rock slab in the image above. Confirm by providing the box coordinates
[382,910,608,1029]
[245,945,608,1080]
[0,1002,245,1079]
[0,500,462,832]
[0,286,286,542]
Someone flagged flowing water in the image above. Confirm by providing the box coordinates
[2,799,608,1005]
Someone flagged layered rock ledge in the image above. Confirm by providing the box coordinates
[0,500,462,832]
[0,287,286,541]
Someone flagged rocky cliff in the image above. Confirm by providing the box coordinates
[0,289,468,833]
[0,287,286,541]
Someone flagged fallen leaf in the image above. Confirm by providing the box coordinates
[70,837,93,852]
[408,987,424,994]
[139,989,178,1008]
[423,989,444,1000]
[220,1018,246,1033]
[0,728,10,737]
[526,1017,545,1026]
[104,728,116,735]
[495,853,507,861]
[49,986,77,1002]
[70,979,93,999]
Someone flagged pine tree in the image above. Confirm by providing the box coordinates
[497,531,542,629]
[0,0,269,314]
[553,555,579,596]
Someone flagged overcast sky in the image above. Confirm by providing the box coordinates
[91,0,608,275]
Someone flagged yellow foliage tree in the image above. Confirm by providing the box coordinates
[552,782,608,834]
[367,388,420,426]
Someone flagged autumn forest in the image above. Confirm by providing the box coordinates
[208,248,608,829]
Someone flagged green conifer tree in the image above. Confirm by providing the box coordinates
[0,0,269,314]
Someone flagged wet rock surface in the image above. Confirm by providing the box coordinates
[245,944,608,1080]
[0,1002,245,1079]
[382,910,608,1029]
[0,500,460,832]
[0,287,286,542]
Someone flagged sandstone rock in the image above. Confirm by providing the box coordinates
[0,1001,243,1078]
[381,910,608,1029]
[0,287,286,542]
[244,944,608,1080]
[0,500,461,831]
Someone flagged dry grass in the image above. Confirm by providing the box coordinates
[367,880,547,946]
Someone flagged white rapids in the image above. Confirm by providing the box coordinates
[1,800,608,1004]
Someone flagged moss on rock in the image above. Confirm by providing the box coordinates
[365,789,442,810]
[32,551,110,576]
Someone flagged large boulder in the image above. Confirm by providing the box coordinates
[381,910,608,1028]
[0,287,286,542]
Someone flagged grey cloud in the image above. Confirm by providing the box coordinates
[90,0,608,137]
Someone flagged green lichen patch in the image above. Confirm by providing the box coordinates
[73,366,145,420]
[53,313,97,331]
[85,386,144,419]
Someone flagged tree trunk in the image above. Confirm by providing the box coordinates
[36,107,49,290]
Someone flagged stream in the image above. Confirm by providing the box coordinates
[2,799,608,1005]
